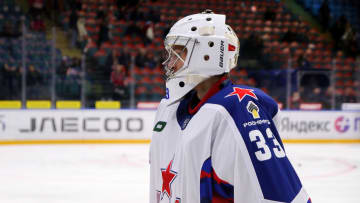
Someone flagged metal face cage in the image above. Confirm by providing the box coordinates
[162,36,197,80]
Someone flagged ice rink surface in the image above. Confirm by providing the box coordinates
[0,143,359,203]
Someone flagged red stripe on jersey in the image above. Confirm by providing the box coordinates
[213,195,234,203]
[200,169,231,185]
[212,169,231,185]
[200,171,212,179]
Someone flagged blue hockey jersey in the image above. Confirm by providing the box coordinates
[150,80,311,203]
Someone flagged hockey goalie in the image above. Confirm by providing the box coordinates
[149,10,311,203]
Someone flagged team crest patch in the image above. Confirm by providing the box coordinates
[225,87,258,102]
[247,101,260,119]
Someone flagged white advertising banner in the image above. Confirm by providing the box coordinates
[278,111,360,140]
[0,110,359,142]
[0,110,156,140]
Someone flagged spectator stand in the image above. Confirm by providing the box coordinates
[1,0,358,109]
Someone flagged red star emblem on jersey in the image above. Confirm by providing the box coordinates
[161,159,177,199]
[225,87,258,102]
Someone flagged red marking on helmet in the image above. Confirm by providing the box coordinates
[228,44,236,51]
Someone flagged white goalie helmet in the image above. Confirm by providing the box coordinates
[162,10,240,105]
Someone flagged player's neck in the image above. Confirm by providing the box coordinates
[188,75,227,115]
[195,75,224,100]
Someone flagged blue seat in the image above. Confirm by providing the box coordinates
[312,3,321,15]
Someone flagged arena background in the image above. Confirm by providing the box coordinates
[0,0,359,202]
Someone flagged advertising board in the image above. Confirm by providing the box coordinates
[0,110,359,143]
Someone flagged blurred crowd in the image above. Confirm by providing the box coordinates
[0,0,359,109]
[318,0,359,58]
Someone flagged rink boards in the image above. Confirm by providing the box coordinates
[0,110,359,144]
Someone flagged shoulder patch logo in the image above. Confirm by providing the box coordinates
[154,121,167,132]
[247,101,260,119]
[225,87,258,102]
